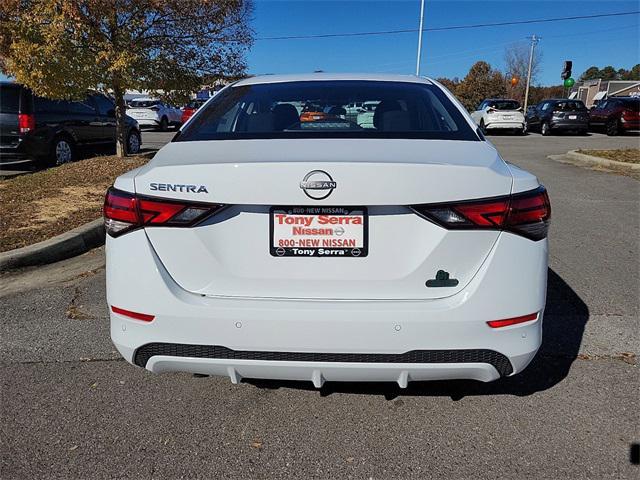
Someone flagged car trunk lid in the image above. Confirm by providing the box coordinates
[134,139,513,300]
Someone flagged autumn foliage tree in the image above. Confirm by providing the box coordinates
[455,61,506,111]
[0,0,253,156]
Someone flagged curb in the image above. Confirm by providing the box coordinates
[564,150,640,170]
[0,219,104,272]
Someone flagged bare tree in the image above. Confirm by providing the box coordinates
[504,42,542,103]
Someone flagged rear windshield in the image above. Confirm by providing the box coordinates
[620,98,640,111]
[177,81,478,141]
[0,85,20,113]
[554,101,587,111]
[129,99,159,108]
[487,100,520,110]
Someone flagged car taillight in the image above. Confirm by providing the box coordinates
[487,108,496,114]
[18,113,35,134]
[622,109,638,120]
[111,306,155,322]
[410,186,551,241]
[487,313,538,328]
[103,187,225,237]
[181,109,192,123]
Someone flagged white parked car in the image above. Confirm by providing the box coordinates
[105,74,550,388]
[356,100,380,128]
[470,99,526,135]
[126,98,182,131]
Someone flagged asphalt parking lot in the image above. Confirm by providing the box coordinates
[1,132,638,479]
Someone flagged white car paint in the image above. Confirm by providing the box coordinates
[470,99,525,132]
[126,98,182,129]
[106,73,549,388]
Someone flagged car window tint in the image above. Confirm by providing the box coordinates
[34,97,69,113]
[178,81,478,142]
[0,86,20,113]
[620,98,640,111]
[129,100,159,108]
[541,102,551,111]
[554,101,586,111]
[487,100,520,110]
[68,98,96,114]
[93,95,115,115]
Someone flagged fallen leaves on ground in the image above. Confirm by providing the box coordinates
[0,153,150,252]
[577,148,640,164]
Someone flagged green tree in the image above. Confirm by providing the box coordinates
[620,64,640,80]
[580,66,602,81]
[456,61,506,111]
[0,0,253,156]
[600,66,618,80]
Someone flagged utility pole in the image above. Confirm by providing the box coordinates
[415,0,425,76]
[523,34,540,112]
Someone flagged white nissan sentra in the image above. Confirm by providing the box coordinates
[105,73,550,388]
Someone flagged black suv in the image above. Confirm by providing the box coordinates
[1,82,141,167]
[525,99,589,135]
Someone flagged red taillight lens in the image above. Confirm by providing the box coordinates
[181,110,191,123]
[111,306,155,322]
[103,187,224,237]
[411,186,551,241]
[506,187,551,240]
[487,313,538,328]
[18,113,35,134]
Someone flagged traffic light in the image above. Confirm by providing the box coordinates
[561,61,572,80]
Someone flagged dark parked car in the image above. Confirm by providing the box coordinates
[0,82,141,167]
[588,97,640,136]
[525,99,589,135]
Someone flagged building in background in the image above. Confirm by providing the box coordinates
[570,80,640,107]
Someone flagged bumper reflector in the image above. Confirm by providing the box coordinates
[111,306,155,322]
[487,313,538,328]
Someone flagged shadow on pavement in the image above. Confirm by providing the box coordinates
[245,269,589,399]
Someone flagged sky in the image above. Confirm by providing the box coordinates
[248,0,640,85]
[2,0,638,86]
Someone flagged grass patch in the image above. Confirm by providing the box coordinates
[0,154,150,252]
[577,149,640,164]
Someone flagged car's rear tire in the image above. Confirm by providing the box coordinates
[606,119,619,136]
[48,136,75,167]
[127,130,141,155]
[479,120,487,135]
[158,116,169,132]
[541,121,551,136]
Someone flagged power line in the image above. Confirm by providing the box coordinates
[255,11,640,41]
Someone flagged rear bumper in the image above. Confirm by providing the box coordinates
[485,121,524,130]
[550,120,588,130]
[134,119,160,127]
[0,144,32,164]
[620,120,640,130]
[107,230,547,386]
[107,231,547,387]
